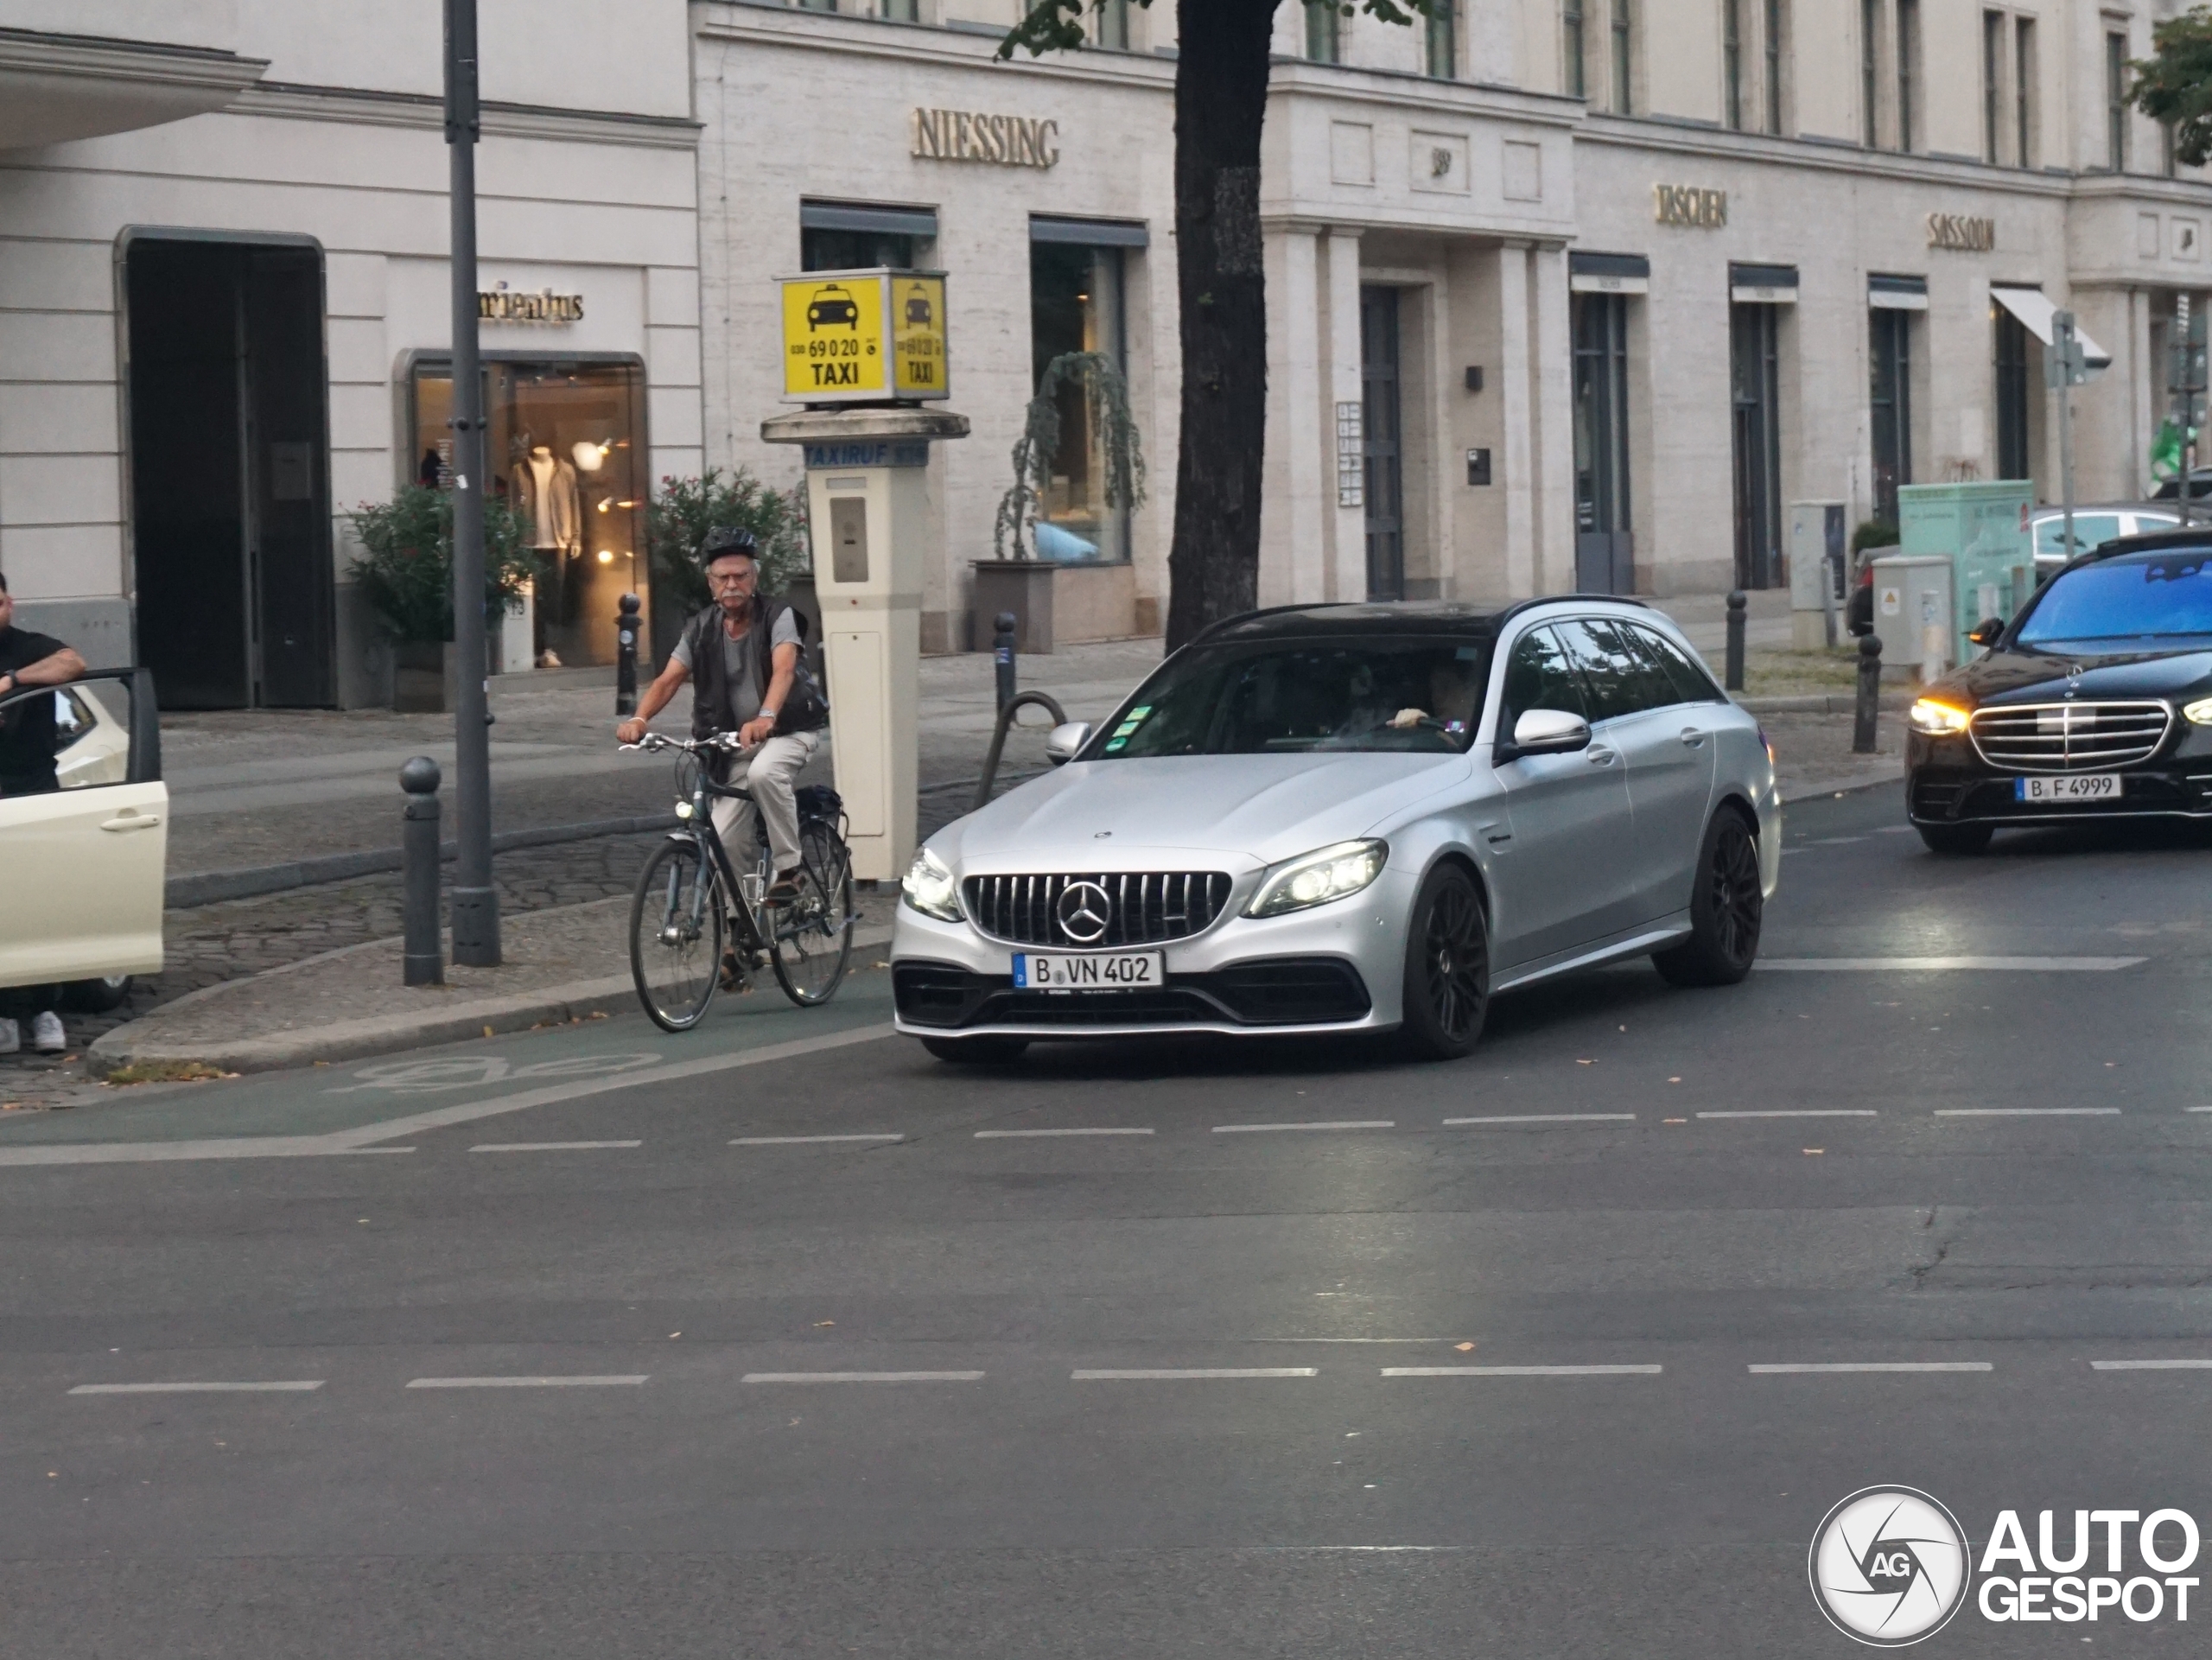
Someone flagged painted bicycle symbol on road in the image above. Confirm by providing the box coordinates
[327,1053,661,1094]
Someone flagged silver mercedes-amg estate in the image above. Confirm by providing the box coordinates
[893,600,1782,1061]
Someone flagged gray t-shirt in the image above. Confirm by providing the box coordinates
[672,607,803,728]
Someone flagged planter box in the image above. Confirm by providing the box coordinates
[970,559,1142,655]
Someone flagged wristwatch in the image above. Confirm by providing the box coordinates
[759,706,779,722]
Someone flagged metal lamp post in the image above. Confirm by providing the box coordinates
[444,0,499,966]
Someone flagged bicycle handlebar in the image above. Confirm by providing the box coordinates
[618,732,748,756]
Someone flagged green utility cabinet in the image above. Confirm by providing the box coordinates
[1897,481,2036,664]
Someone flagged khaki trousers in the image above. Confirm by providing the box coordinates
[709,729,820,875]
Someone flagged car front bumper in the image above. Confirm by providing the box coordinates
[889,868,1418,1040]
[1906,735,2212,824]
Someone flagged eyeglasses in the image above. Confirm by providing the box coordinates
[706,571,753,589]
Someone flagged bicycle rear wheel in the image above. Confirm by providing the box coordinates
[771,822,855,1006]
[630,836,726,1032]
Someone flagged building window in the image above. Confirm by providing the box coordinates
[1611,0,1632,112]
[1723,0,1744,130]
[796,0,836,11]
[1573,290,1635,595]
[804,226,917,270]
[1564,0,1586,98]
[1426,0,1457,78]
[1895,0,1918,151]
[1860,0,1880,147]
[2107,28,2129,171]
[880,0,918,18]
[2016,18,2037,168]
[1994,307,2032,481]
[1095,0,1129,48]
[1028,241,1130,562]
[1764,0,1784,132]
[410,359,650,670]
[1305,1,1340,64]
[1982,12,2004,162]
[1869,308,1913,525]
[1730,302,1783,589]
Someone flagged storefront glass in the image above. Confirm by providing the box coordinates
[410,358,647,667]
[1028,241,1128,562]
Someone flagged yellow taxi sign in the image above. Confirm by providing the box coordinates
[779,268,949,404]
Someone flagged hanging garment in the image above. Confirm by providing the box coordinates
[512,451,581,550]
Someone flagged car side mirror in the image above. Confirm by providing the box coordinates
[1501,707,1592,760]
[1045,722,1092,766]
[1967,617,2005,650]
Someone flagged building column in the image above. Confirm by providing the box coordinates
[1497,242,1534,598]
[1323,229,1364,601]
[1529,242,1574,595]
[1262,226,1325,606]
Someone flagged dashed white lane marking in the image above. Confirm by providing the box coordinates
[70,1381,324,1395]
[740,1371,984,1383]
[2090,1359,2212,1371]
[975,1128,1155,1138]
[1072,1368,1318,1380]
[1758,956,2145,971]
[731,1134,904,1146]
[406,1375,648,1389]
[1934,1108,2120,1117]
[1748,1362,1993,1374]
[2187,1108,2212,1115]
[1443,1114,1636,1125]
[1698,1110,1878,1119]
[1213,1121,1395,1134]
[467,1141,641,1153]
[1382,1365,1662,1377]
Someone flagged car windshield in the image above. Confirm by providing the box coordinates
[1095,639,1492,758]
[2013,549,2212,647]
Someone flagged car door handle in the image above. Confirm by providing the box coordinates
[1586,746,1618,765]
[1679,728,1707,747]
[100,813,162,832]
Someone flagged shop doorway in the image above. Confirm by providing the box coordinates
[124,237,333,709]
[1572,290,1635,594]
[1728,302,1783,590]
[1869,308,1914,525]
[1360,287,1404,601]
[1994,307,2033,481]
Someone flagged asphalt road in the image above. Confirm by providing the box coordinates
[6,782,2212,1657]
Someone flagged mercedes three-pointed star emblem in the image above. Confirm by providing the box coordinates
[1055,881,1113,944]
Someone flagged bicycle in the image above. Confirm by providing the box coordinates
[620,732,856,1032]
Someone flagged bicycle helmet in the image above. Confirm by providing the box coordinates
[699,525,759,566]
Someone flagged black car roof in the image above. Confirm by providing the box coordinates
[2065,527,2212,563]
[1185,595,1646,646]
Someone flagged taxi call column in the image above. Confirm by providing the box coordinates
[760,410,969,883]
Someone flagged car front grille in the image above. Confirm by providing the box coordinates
[1968,701,2171,772]
[961,871,1234,948]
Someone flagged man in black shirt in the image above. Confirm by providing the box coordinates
[0,569,88,1055]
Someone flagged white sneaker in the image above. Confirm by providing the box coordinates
[0,1018,17,1055]
[30,1011,64,1054]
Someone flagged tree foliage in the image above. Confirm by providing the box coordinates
[347,486,537,645]
[2130,8,2212,166]
[994,351,1148,558]
[646,467,809,616]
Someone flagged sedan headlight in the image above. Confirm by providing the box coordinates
[1244,839,1388,919]
[901,847,962,921]
[2185,696,2212,727]
[1908,698,1971,735]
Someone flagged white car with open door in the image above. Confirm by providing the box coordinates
[0,669,167,1014]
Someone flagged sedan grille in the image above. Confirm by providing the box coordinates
[961,871,1234,948]
[1968,701,2171,773]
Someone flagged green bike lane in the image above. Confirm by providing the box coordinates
[0,968,897,1161]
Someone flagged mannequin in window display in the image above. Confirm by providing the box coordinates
[512,438,581,667]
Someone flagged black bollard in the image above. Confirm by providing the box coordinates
[993,610,1018,714]
[1853,633,1884,755]
[1724,589,1747,692]
[615,592,640,716]
[401,756,444,987]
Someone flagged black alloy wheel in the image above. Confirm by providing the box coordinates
[1399,864,1490,1060]
[919,1036,1031,1064]
[1917,821,1994,855]
[1653,808,1764,988]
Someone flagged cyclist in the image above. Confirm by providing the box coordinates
[619,527,828,912]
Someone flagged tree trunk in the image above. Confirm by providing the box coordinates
[1164,0,1279,650]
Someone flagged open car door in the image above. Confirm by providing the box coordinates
[0,668,165,990]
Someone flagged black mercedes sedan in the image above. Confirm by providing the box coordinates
[1904,532,2212,853]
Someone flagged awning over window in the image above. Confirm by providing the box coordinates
[1031,215,1149,248]
[1868,273,1929,311]
[799,200,939,239]
[1990,285,2112,370]
[1569,251,1649,293]
[1730,263,1798,304]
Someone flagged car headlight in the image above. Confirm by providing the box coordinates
[901,847,962,921]
[1244,839,1388,919]
[2185,696,2212,727]
[1908,698,1971,735]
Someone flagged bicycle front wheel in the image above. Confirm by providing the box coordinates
[770,822,855,1007]
[630,836,726,1032]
